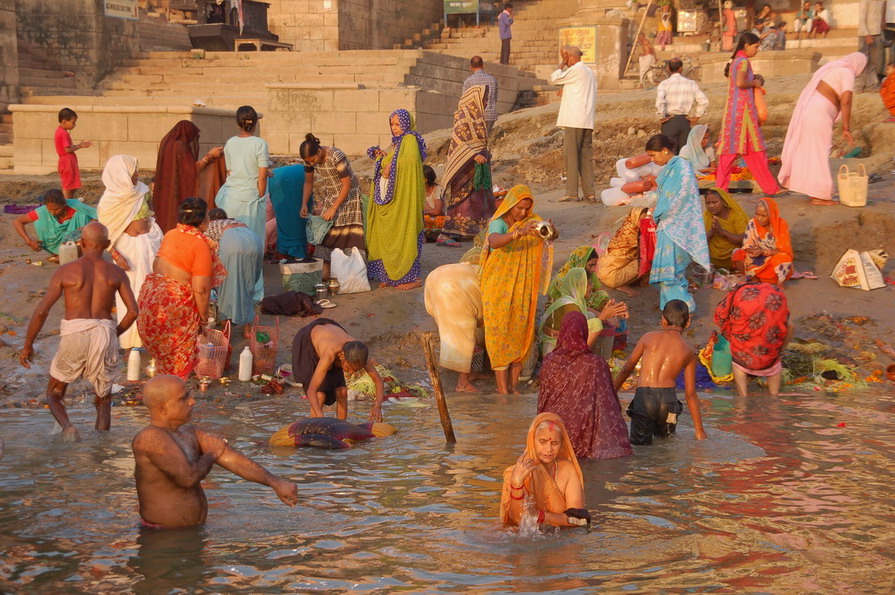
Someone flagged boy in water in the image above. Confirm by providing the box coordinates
[613,300,707,445]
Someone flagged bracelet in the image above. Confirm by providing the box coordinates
[537,509,545,524]
[509,491,524,500]
[510,482,524,491]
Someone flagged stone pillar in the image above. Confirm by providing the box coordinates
[0,0,19,112]
[558,1,629,90]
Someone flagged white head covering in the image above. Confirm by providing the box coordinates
[97,155,150,247]
[680,124,711,170]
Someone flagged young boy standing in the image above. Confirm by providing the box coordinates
[55,108,91,199]
[614,300,708,445]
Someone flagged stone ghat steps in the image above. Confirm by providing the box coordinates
[138,11,192,52]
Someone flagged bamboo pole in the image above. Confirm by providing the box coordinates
[622,0,655,80]
[422,331,457,444]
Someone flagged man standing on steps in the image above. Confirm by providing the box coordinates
[655,57,709,155]
[463,56,499,134]
[551,46,597,202]
[499,3,514,65]
[857,0,885,92]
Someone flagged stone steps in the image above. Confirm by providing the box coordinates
[138,11,192,52]
[0,143,13,170]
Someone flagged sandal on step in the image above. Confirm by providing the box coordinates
[558,195,579,202]
[316,299,337,309]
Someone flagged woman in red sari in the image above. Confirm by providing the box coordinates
[716,33,780,195]
[137,198,226,379]
[538,311,633,460]
[153,121,225,233]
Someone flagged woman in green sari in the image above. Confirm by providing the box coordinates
[547,246,609,311]
[366,109,426,290]
[540,267,627,356]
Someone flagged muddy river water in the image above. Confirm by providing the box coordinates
[1,388,894,592]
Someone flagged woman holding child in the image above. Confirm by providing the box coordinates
[480,185,553,395]
[367,109,426,290]
[441,84,496,240]
[500,413,590,528]
[646,135,710,314]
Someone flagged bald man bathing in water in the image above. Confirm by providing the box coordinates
[132,375,298,528]
[19,221,138,441]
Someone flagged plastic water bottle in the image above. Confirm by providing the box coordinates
[238,347,253,381]
[58,241,79,265]
[127,348,141,382]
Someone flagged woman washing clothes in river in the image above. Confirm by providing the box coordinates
[98,155,163,350]
[299,133,366,280]
[366,109,426,290]
[500,413,590,528]
[480,185,554,395]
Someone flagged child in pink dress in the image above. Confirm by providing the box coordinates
[55,108,92,199]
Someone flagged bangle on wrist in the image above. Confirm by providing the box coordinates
[510,482,524,491]
[509,491,524,500]
[537,509,545,524]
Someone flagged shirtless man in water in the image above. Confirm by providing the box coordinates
[614,299,707,445]
[19,221,138,440]
[132,375,298,528]
[292,319,386,421]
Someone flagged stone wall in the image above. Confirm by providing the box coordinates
[10,104,244,173]
[15,0,140,87]
[0,0,18,112]
[265,0,442,51]
[265,83,454,156]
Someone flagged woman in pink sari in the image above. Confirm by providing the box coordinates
[716,33,780,196]
[537,311,633,460]
[778,52,867,206]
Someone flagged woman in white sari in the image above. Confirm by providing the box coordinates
[98,155,163,349]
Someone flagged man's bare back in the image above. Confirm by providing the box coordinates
[311,323,356,364]
[633,330,694,388]
[56,255,129,322]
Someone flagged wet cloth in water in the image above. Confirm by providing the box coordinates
[626,386,684,445]
[291,318,347,406]
[50,319,119,397]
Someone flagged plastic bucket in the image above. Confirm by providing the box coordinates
[712,334,733,377]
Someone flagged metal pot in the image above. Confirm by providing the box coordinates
[314,282,328,301]
[328,278,341,296]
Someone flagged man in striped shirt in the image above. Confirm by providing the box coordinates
[655,58,709,154]
[462,56,499,134]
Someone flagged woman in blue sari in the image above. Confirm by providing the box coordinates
[646,134,710,314]
[214,105,269,301]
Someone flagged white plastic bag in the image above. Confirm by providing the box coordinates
[330,247,371,293]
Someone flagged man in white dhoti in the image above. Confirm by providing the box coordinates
[20,222,139,441]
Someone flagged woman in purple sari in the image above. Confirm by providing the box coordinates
[538,311,633,459]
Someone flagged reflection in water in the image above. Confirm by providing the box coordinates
[1,389,894,591]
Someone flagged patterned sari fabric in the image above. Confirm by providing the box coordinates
[441,85,496,238]
[597,207,650,289]
[538,312,633,460]
[137,273,201,379]
[480,185,553,369]
[703,187,748,270]
[366,109,426,285]
[732,197,793,284]
[649,156,710,312]
[499,412,584,525]
[539,268,602,357]
[719,53,765,156]
[547,246,609,311]
[308,146,366,258]
[714,282,790,372]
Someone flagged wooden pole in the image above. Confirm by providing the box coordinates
[622,0,655,80]
[422,331,457,443]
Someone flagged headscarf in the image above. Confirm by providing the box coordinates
[679,124,711,170]
[745,197,792,257]
[442,85,488,190]
[98,155,151,247]
[154,121,201,233]
[778,52,867,187]
[367,109,427,207]
[548,246,609,310]
[702,186,748,233]
[499,412,584,524]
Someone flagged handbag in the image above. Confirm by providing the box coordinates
[837,164,868,207]
[330,247,371,293]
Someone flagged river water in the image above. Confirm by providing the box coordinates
[1,387,894,593]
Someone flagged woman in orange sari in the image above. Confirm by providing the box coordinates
[732,197,793,285]
[480,185,554,395]
[499,412,590,528]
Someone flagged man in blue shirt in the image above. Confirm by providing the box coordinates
[498,3,514,65]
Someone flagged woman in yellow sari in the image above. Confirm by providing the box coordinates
[703,187,748,270]
[499,412,589,528]
[480,185,554,395]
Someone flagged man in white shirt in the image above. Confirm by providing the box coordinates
[655,58,709,154]
[550,47,597,201]
[858,0,885,91]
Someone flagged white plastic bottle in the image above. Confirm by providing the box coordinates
[238,346,253,381]
[127,348,141,382]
